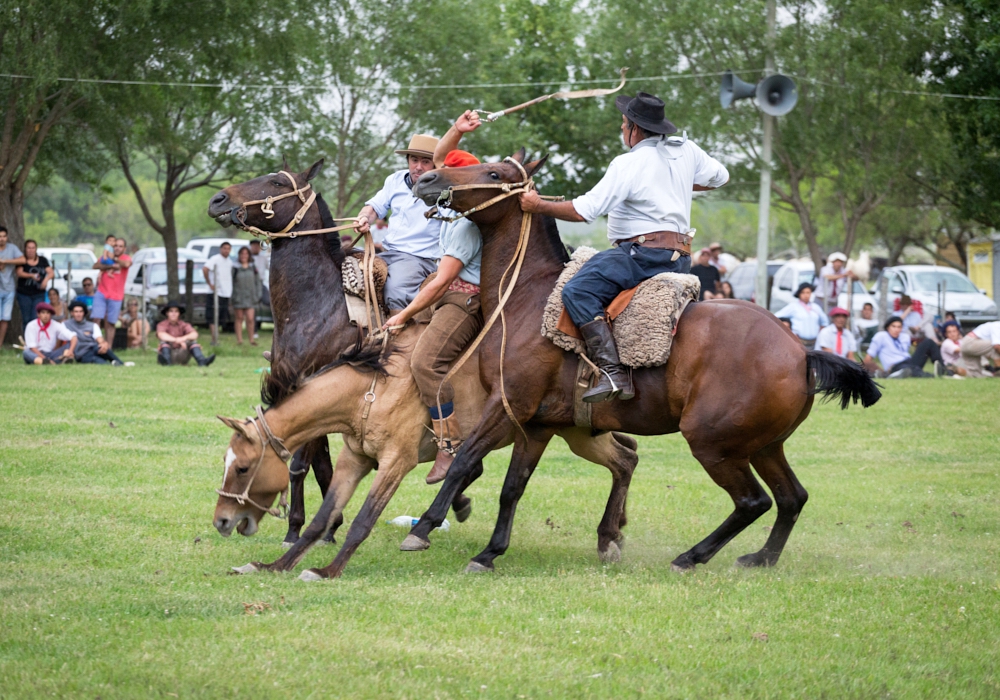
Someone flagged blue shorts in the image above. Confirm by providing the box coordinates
[91,291,123,323]
[0,289,14,321]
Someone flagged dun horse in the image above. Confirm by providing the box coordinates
[401,150,881,574]
[208,162,640,578]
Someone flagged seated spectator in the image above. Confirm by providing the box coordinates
[775,283,828,348]
[894,295,923,336]
[77,277,95,311]
[959,320,1000,378]
[717,281,735,299]
[47,287,67,322]
[940,321,966,377]
[855,302,879,344]
[119,298,149,349]
[816,307,858,359]
[64,301,123,365]
[156,300,215,367]
[864,316,944,378]
[22,302,76,365]
[691,248,721,300]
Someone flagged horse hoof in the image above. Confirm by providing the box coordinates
[598,540,621,564]
[231,563,260,575]
[670,562,693,574]
[454,501,473,523]
[464,560,493,574]
[298,569,325,582]
[280,540,295,549]
[735,552,773,568]
[399,534,431,551]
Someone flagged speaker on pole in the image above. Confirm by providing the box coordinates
[756,74,798,116]
[719,70,757,109]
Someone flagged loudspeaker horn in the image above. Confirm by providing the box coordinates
[719,70,757,109]
[755,74,798,116]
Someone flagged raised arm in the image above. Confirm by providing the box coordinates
[433,111,482,168]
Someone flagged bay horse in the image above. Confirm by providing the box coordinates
[401,150,881,574]
[207,161,640,577]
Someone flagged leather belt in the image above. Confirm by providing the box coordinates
[613,231,692,255]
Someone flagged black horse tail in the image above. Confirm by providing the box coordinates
[806,351,882,409]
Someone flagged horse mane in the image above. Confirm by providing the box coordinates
[262,338,393,408]
[315,192,347,265]
[540,214,570,264]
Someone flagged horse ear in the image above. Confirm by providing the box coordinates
[306,159,324,181]
[511,148,527,163]
[524,154,549,179]
[281,154,290,172]
[217,415,252,439]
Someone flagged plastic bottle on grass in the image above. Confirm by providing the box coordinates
[386,515,450,531]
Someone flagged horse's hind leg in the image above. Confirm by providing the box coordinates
[738,441,808,568]
[671,452,772,572]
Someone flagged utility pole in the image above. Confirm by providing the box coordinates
[754,0,777,309]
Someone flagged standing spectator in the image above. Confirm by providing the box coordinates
[248,238,269,340]
[203,241,233,337]
[91,237,132,342]
[77,277,95,311]
[22,302,76,364]
[717,281,735,299]
[231,246,262,346]
[47,288,67,321]
[775,283,829,347]
[15,239,53,331]
[64,301,123,365]
[959,320,1000,378]
[816,307,858,359]
[940,321,966,377]
[691,248,721,300]
[864,316,943,378]
[156,300,215,366]
[0,225,26,344]
[119,298,149,349]
[707,242,739,280]
[895,295,923,336]
[816,252,853,310]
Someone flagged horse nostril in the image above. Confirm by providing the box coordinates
[420,171,439,184]
[210,192,228,207]
[215,517,230,531]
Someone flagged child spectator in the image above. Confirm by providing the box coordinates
[156,300,215,366]
[816,307,858,359]
[775,283,829,348]
[97,234,116,267]
[64,301,123,365]
[22,302,76,364]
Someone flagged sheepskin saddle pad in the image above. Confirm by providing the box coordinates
[541,246,701,368]
[342,251,388,310]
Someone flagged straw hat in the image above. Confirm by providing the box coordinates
[395,134,439,159]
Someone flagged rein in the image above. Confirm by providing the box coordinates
[217,406,292,519]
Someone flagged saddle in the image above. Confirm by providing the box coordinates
[541,246,700,368]
[342,251,388,329]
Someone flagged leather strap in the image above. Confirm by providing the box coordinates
[613,230,692,255]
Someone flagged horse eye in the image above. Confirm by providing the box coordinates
[489,171,500,180]
[237,467,249,475]
[270,180,285,187]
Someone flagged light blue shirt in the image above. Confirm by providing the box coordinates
[0,243,22,293]
[775,300,829,340]
[868,330,913,369]
[366,170,442,260]
[439,218,482,286]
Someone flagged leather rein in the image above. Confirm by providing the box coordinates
[216,406,292,519]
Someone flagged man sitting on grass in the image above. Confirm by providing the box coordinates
[156,300,215,367]
[863,316,945,378]
[64,300,124,365]
[22,302,76,365]
[816,307,858,359]
[959,320,1000,378]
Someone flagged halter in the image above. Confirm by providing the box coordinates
[231,170,359,241]
[216,406,292,519]
[428,157,540,223]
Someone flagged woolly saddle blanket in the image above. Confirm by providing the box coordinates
[341,252,388,328]
[541,247,700,368]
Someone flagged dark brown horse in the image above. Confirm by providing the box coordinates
[397,150,881,574]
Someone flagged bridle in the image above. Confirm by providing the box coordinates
[230,170,359,241]
[428,156,542,223]
[216,406,292,519]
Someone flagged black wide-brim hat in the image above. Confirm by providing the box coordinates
[794,282,816,300]
[615,92,678,135]
[160,299,185,316]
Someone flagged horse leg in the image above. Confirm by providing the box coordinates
[670,453,773,572]
[466,426,555,572]
[241,447,376,574]
[450,460,484,523]
[283,446,312,546]
[737,441,808,568]
[301,453,414,580]
[404,400,514,548]
[561,429,639,563]
[612,433,638,530]
[308,436,339,543]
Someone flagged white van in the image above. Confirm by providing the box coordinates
[37,247,97,296]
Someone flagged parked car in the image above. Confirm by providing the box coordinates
[727,260,784,304]
[185,237,253,260]
[131,247,208,266]
[872,265,998,327]
[767,258,876,316]
[37,247,97,296]
[125,261,212,325]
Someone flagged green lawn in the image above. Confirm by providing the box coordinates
[1,336,998,699]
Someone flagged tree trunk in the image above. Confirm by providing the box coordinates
[161,192,181,300]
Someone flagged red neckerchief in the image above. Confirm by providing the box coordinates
[38,319,52,340]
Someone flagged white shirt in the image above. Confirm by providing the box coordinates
[971,321,1000,345]
[572,137,729,241]
[24,319,75,353]
[817,263,847,300]
[366,170,442,259]
[941,338,962,365]
[204,254,234,298]
[816,323,858,358]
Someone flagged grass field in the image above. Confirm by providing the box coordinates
[1,334,998,699]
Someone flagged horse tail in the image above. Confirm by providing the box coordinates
[805,351,882,409]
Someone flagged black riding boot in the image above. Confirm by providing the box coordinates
[190,345,216,367]
[579,319,634,402]
[157,346,171,366]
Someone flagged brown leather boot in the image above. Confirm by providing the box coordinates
[426,413,463,484]
[579,318,634,402]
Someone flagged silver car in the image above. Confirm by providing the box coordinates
[872,265,998,327]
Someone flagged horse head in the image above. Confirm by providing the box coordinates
[413,149,548,227]
[212,415,290,538]
[207,159,325,235]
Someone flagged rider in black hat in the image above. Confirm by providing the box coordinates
[155,300,216,366]
[519,91,729,401]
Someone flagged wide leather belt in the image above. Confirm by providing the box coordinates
[613,231,692,255]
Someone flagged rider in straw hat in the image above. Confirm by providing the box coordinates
[519,91,729,402]
[354,133,442,312]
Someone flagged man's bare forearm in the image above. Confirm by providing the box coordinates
[534,199,585,222]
